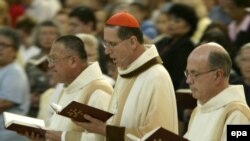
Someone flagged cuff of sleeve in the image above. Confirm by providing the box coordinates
[106,125,125,141]
[61,131,66,141]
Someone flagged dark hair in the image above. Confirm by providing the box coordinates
[200,30,232,55]
[15,15,37,34]
[34,20,60,47]
[200,22,232,55]
[69,6,97,31]
[130,2,147,11]
[204,22,229,38]
[129,2,149,19]
[55,35,87,62]
[208,50,232,77]
[115,26,144,44]
[120,26,144,44]
[167,3,198,37]
[231,0,250,7]
[0,27,20,50]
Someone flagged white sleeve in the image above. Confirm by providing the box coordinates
[221,111,249,141]
[80,90,111,141]
[61,131,66,141]
[87,89,111,111]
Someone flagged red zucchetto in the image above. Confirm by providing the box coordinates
[106,11,139,28]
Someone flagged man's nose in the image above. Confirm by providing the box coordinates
[186,76,193,85]
[104,47,112,55]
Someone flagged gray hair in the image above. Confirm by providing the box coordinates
[208,50,232,77]
[235,42,250,64]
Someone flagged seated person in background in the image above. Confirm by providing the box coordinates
[0,27,30,141]
[184,42,250,141]
[25,21,60,117]
[199,22,233,55]
[76,33,116,86]
[15,15,41,68]
[232,42,250,107]
[155,3,198,90]
[221,0,250,75]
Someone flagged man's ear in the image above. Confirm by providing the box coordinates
[215,69,224,82]
[70,56,78,68]
[130,36,138,49]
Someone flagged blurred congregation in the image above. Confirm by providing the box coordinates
[1,0,250,141]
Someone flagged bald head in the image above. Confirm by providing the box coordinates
[189,42,232,77]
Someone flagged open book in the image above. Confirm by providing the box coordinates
[28,55,48,72]
[3,112,47,138]
[127,127,188,141]
[175,89,192,94]
[50,101,114,122]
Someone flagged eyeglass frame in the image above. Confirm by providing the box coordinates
[47,55,71,64]
[102,37,130,49]
[184,69,218,79]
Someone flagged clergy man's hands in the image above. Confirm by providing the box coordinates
[45,130,62,141]
[73,114,106,136]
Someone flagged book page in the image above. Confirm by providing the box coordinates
[28,55,47,66]
[141,127,161,141]
[126,133,141,141]
[176,89,192,94]
[50,103,63,113]
[3,112,45,128]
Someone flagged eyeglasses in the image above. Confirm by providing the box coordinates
[0,42,13,49]
[184,69,217,79]
[47,56,71,64]
[102,38,128,48]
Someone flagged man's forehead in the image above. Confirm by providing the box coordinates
[104,26,119,32]
[103,27,119,40]
[50,43,65,54]
[187,55,209,70]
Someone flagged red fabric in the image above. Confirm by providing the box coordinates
[106,11,139,28]
[9,4,25,27]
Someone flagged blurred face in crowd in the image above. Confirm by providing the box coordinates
[0,35,16,67]
[167,14,190,37]
[155,12,169,35]
[85,45,98,62]
[220,0,244,20]
[203,0,217,11]
[48,42,73,84]
[54,13,69,35]
[38,26,58,51]
[128,5,144,23]
[237,48,250,80]
[95,10,108,35]
[16,29,32,47]
[68,17,92,35]
[103,26,134,69]
[185,49,217,104]
[65,0,81,8]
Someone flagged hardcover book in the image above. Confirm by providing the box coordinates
[28,55,48,72]
[3,112,47,138]
[50,101,114,122]
[127,127,189,141]
[175,89,196,110]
